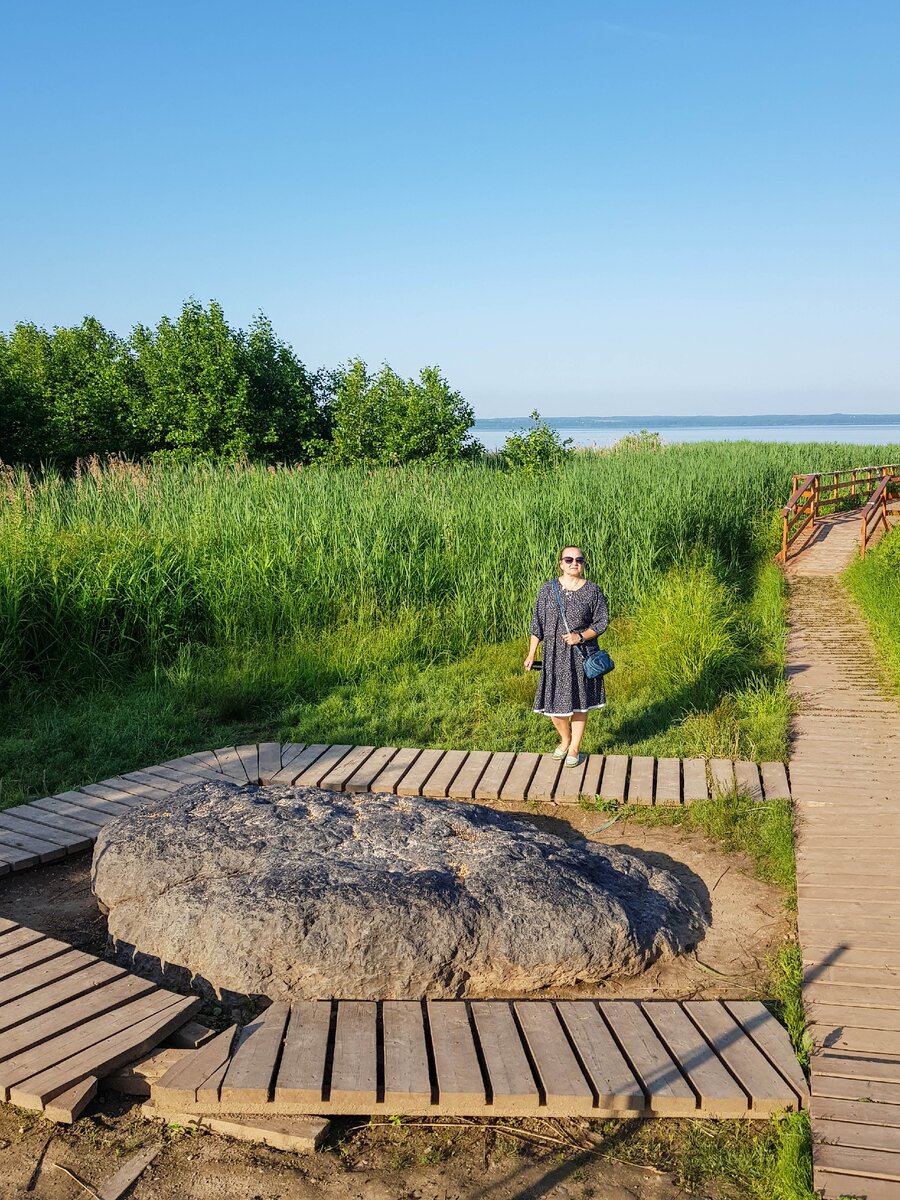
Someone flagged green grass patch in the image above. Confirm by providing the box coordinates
[604,1112,815,1200]
[845,523,900,694]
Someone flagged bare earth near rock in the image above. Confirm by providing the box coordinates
[92,783,709,1000]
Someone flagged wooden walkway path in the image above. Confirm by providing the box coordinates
[148,998,807,1121]
[787,514,900,1198]
[0,918,199,1121]
[0,747,792,868]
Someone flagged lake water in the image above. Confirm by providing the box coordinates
[473,417,900,452]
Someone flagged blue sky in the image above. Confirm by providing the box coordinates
[2,2,899,416]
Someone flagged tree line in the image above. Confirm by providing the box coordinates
[0,300,485,467]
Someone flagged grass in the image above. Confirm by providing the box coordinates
[845,521,900,694]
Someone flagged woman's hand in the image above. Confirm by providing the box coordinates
[562,632,582,646]
[523,653,535,672]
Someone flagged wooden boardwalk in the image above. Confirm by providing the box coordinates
[788,515,900,1198]
[0,918,199,1121]
[0,747,792,867]
[149,998,807,1120]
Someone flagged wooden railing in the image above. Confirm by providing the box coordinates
[778,464,898,562]
[860,473,900,558]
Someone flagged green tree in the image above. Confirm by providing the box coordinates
[500,410,573,474]
[329,360,479,465]
[243,313,331,461]
[128,299,252,460]
[0,318,135,465]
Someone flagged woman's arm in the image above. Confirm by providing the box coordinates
[524,633,540,671]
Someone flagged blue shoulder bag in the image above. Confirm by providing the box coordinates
[552,579,614,679]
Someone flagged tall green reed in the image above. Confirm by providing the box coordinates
[1,441,897,687]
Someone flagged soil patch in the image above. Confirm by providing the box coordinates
[0,1102,717,1199]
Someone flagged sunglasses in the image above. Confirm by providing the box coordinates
[561,556,585,564]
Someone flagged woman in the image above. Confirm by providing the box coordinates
[523,546,609,767]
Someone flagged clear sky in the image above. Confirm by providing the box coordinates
[2,2,899,417]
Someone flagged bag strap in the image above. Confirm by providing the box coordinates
[552,579,588,659]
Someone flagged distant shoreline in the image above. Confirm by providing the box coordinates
[474,413,900,429]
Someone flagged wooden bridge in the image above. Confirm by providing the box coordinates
[780,464,900,1198]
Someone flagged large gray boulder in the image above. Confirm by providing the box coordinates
[92,782,707,1000]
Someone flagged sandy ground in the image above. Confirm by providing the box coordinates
[0,810,793,1199]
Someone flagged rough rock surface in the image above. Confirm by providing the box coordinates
[92,782,708,1000]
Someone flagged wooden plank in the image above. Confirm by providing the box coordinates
[268,743,330,786]
[420,748,468,796]
[383,1001,432,1107]
[808,1002,900,1031]
[81,780,165,805]
[167,1020,217,1050]
[499,753,541,803]
[599,755,628,802]
[813,1054,900,1086]
[598,1002,696,1116]
[0,936,75,984]
[318,745,379,793]
[257,742,284,785]
[641,1002,748,1116]
[579,754,604,802]
[368,747,422,795]
[813,1076,900,1103]
[11,805,100,842]
[446,750,492,800]
[106,1048,189,1096]
[396,748,446,797]
[31,795,122,824]
[0,960,125,1038]
[554,1001,644,1113]
[475,752,517,801]
[162,756,224,782]
[0,810,81,850]
[329,1001,377,1107]
[0,827,66,864]
[43,1073,98,1123]
[813,1142,900,1183]
[8,993,201,1108]
[277,743,309,772]
[813,1116,900,1154]
[654,758,681,806]
[0,983,176,1089]
[470,1001,539,1112]
[119,769,197,794]
[725,1001,809,1104]
[552,756,589,805]
[513,1002,593,1113]
[684,1002,801,1114]
[274,1002,332,1106]
[761,761,791,800]
[220,1002,291,1106]
[526,755,563,803]
[211,746,252,781]
[153,1026,238,1106]
[0,926,45,960]
[97,1142,164,1200]
[142,1108,330,1153]
[345,746,399,794]
[294,744,356,789]
[682,758,709,803]
[626,756,655,805]
[734,760,763,801]
[427,1000,487,1111]
[709,759,735,796]
[814,1169,899,1199]
[0,918,18,935]
[811,1095,900,1126]
[234,745,260,782]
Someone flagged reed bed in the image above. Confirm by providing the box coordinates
[2,441,898,687]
